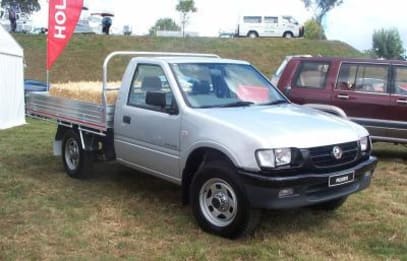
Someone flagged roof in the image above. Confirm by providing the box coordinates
[133,56,250,65]
[291,56,407,65]
[0,25,23,57]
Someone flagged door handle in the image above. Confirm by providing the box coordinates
[337,94,349,100]
[123,115,131,124]
[396,99,407,104]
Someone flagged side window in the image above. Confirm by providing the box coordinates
[264,16,278,24]
[128,64,175,111]
[393,66,407,95]
[295,61,330,88]
[243,16,262,23]
[337,64,388,93]
[337,63,358,90]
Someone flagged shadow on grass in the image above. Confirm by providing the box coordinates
[372,143,407,160]
[91,162,179,197]
[88,162,336,237]
[256,208,337,239]
[8,150,347,238]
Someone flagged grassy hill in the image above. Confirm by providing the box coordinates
[15,35,363,83]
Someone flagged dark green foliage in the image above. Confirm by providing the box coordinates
[362,49,378,59]
[302,0,343,25]
[372,28,405,60]
[304,19,326,40]
[149,18,181,36]
[175,0,197,37]
[1,0,40,15]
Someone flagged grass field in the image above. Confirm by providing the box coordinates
[15,35,362,83]
[0,119,406,260]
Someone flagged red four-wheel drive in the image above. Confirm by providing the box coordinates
[276,56,407,144]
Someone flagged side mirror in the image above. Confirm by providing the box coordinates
[146,91,166,108]
[145,91,178,115]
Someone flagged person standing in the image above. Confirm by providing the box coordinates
[102,16,112,35]
[8,7,17,33]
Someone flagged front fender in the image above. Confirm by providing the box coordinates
[181,140,241,171]
[304,104,348,119]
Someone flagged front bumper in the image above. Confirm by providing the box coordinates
[238,156,377,209]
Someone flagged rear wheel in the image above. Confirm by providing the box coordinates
[247,31,258,38]
[191,160,261,238]
[309,196,348,211]
[62,130,93,179]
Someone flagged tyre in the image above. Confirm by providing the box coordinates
[62,130,93,179]
[191,160,261,238]
[247,31,258,38]
[309,196,348,211]
[283,32,294,38]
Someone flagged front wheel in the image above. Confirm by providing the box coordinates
[191,161,261,238]
[62,130,93,179]
[283,32,294,38]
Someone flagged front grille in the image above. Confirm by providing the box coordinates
[309,141,359,169]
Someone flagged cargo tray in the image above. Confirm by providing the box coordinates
[27,92,115,132]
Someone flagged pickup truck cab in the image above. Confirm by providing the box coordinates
[27,52,377,238]
[277,56,407,144]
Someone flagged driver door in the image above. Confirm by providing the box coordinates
[114,63,181,182]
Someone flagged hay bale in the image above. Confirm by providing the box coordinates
[49,82,120,104]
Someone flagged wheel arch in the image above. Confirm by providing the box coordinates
[181,146,238,205]
[247,30,259,37]
[55,124,70,141]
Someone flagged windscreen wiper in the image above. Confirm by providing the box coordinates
[260,100,288,106]
[220,101,254,107]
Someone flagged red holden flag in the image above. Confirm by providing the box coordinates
[47,0,83,70]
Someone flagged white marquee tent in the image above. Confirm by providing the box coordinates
[0,25,25,130]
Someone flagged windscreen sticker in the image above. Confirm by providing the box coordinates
[236,85,269,102]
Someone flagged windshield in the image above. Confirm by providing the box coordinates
[171,63,287,108]
[282,16,299,25]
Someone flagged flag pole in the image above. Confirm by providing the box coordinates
[46,0,50,92]
[46,69,50,91]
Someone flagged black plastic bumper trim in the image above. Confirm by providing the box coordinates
[237,156,377,209]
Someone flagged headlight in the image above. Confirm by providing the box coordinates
[360,136,369,152]
[256,148,292,168]
[256,150,275,168]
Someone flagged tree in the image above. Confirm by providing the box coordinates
[149,18,181,36]
[302,0,343,25]
[0,0,40,15]
[372,28,405,60]
[362,49,377,59]
[304,19,326,40]
[176,0,197,37]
